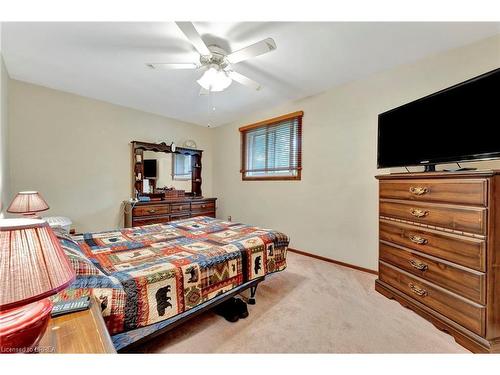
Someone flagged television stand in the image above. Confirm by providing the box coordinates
[375,170,500,353]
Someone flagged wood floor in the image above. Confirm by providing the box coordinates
[135,252,468,353]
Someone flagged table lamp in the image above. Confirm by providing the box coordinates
[7,191,49,218]
[0,219,75,353]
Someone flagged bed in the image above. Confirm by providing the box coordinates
[53,216,289,351]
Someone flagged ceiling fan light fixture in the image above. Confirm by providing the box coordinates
[150,22,272,92]
[197,66,232,92]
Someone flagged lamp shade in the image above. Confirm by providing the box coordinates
[0,219,75,310]
[7,191,49,214]
[197,66,232,92]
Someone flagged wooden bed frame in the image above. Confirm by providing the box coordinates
[116,276,264,352]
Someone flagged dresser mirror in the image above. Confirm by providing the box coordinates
[142,151,192,192]
[131,141,203,198]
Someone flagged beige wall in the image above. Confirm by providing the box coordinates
[213,34,500,271]
[8,80,213,232]
[0,58,8,217]
[0,24,10,217]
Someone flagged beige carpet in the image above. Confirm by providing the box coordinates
[136,252,469,353]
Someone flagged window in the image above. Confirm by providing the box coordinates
[240,111,303,180]
[172,154,192,180]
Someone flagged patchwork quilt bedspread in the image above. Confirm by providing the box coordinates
[54,216,288,335]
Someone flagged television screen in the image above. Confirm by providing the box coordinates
[143,159,157,178]
[377,68,500,169]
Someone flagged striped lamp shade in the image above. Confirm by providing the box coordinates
[0,219,75,310]
[7,191,49,215]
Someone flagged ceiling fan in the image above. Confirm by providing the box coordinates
[147,22,277,94]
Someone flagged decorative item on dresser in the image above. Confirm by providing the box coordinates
[375,170,500,353]
[124,197,217,227]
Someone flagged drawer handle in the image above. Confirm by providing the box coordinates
[409,259,428,271]
[148,209,156,214]
[201,204,207,208]
[409,186,428,195]
[410,208,429,218]
[408,283,428,297]
[409,235,428,245]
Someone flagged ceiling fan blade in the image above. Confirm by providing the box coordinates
[147,63,198,70]
[227,71,262,91]
[199,87,209,96]
[226,38,277,64]
[175,22,211,57]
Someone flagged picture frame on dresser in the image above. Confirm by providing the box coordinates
[375,170,500,353]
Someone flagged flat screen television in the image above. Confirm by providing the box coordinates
[377,68,500,171]
[143,159,157,178]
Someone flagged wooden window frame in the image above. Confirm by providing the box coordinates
[239,111,303,181]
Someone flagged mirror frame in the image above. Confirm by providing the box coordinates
[131,141,203,198]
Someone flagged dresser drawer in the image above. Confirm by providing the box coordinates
[380,200,487,235]
[379,261,485,335]
[133,204,170,217]
[170,203,190,213]
[380,179,487,206]
[380,242,485,304]
[379,220,486,271]
[191,201,215,211]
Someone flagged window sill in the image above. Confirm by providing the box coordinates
[242,174,301,181]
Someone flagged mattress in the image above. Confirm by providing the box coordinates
[54,216,288,336]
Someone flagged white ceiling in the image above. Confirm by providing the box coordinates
[2,22,499,127]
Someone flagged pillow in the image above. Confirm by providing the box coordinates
[52,226,77,244]
[51,230,100,277]
[52,227,109,277]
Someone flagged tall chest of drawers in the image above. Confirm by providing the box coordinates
[375,171,500,353]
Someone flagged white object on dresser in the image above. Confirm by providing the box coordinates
[142,178,150,194]
[43,216,72,233]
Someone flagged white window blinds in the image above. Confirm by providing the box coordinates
[240,111,303,180]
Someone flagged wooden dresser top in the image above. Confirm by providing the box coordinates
[125,197,217,206]
[376,170,500,180]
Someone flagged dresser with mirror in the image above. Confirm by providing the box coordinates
[124,141,217,227]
